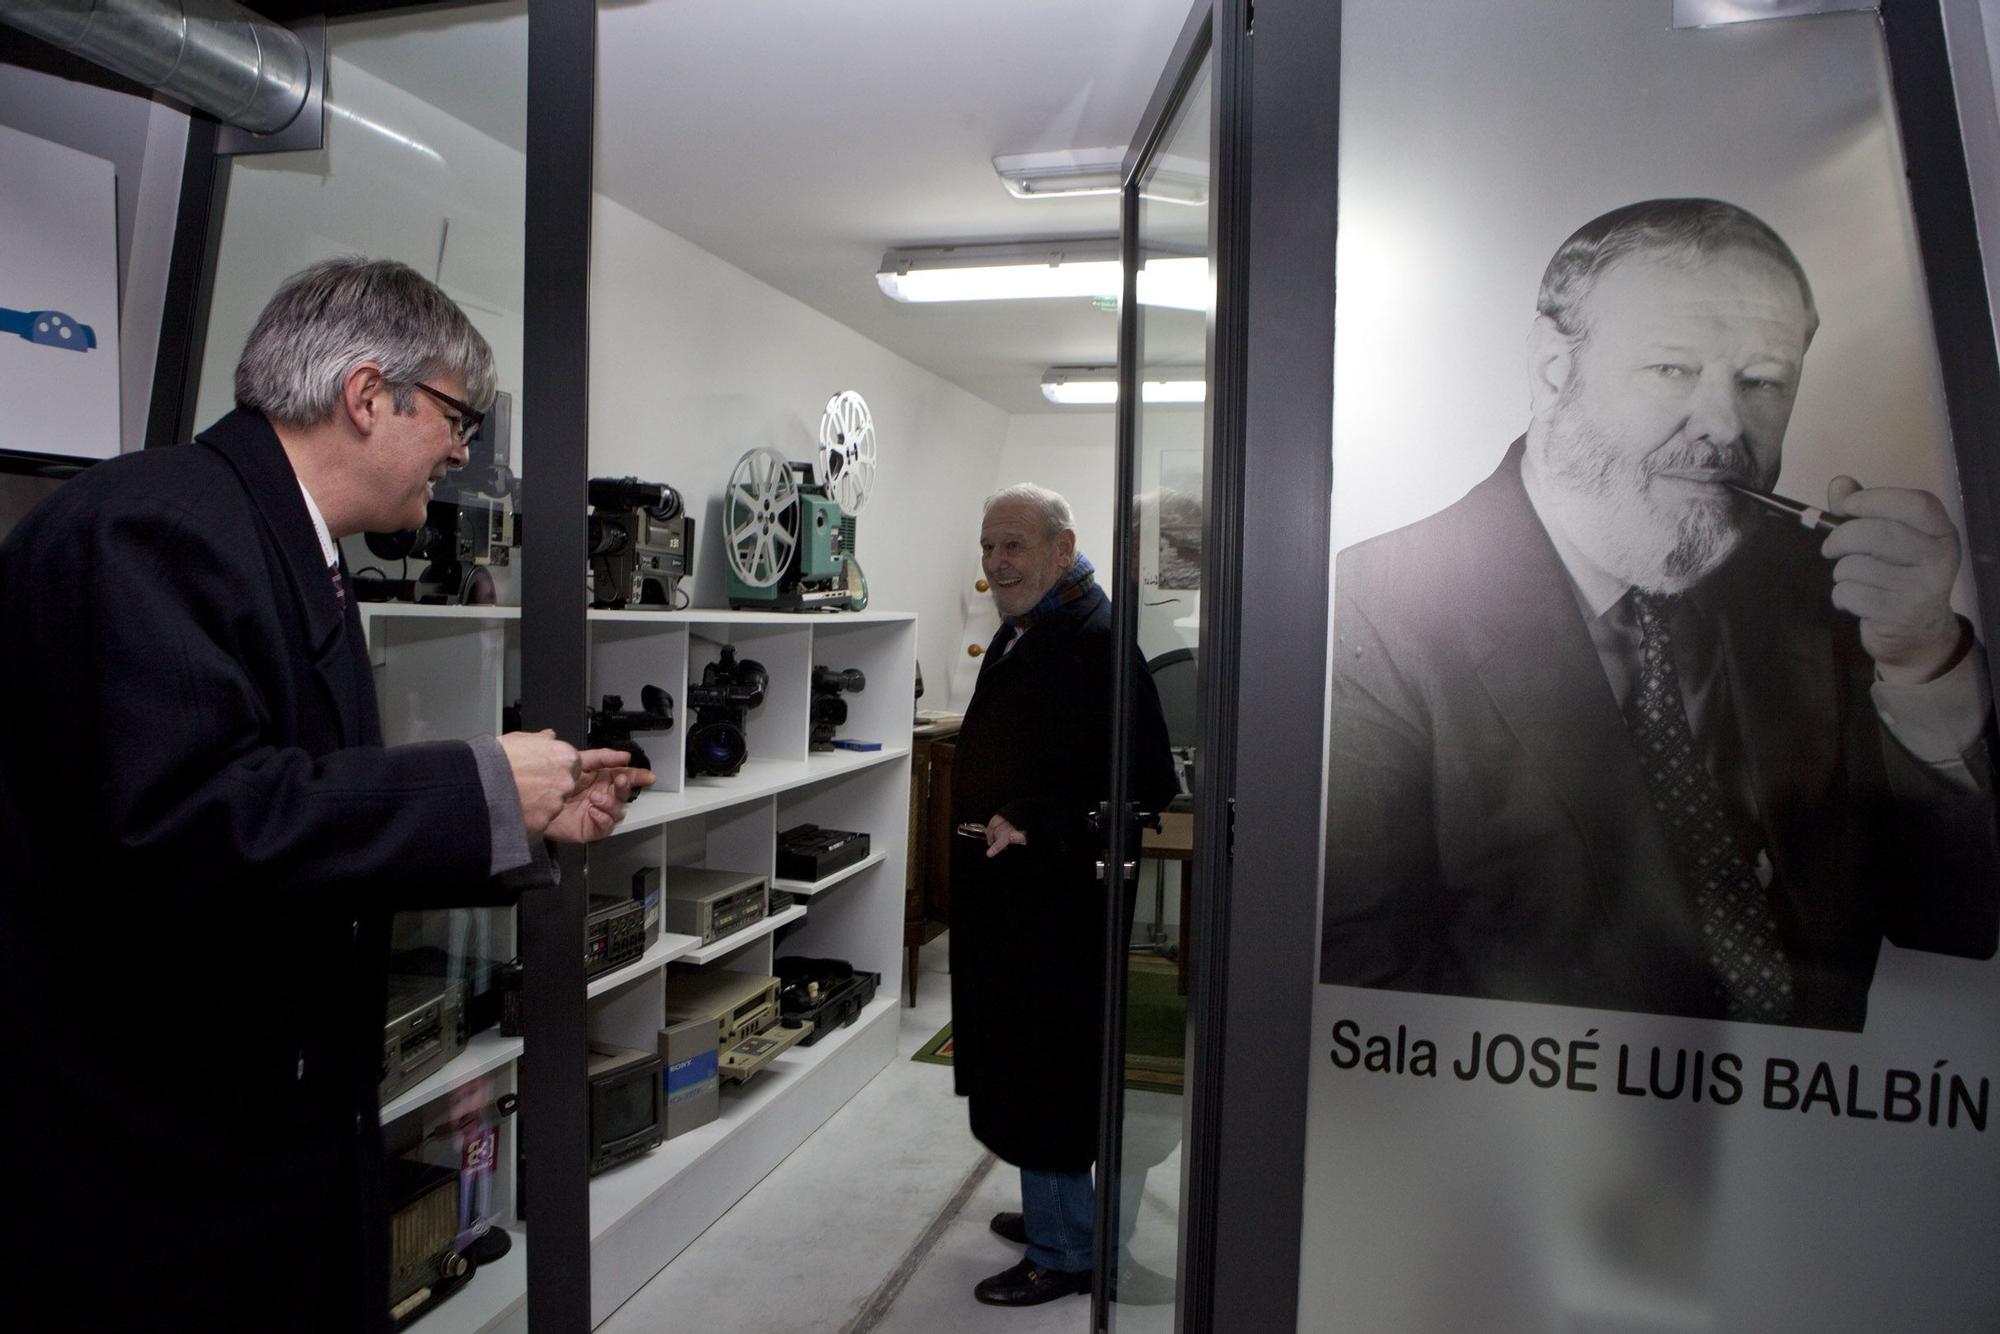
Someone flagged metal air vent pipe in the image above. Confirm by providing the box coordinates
[0,0,311,135]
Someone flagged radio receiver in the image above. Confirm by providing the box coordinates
[724,390,875,612]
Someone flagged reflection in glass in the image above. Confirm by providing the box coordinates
[1112,51,1212,1326]
[191,5,532,1324]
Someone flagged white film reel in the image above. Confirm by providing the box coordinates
[724,446,801,588]
[815,390,876,516]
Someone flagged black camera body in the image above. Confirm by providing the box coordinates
[686,648,768,779]
[808,665,865,751]
[589,476,693,609]
[587,684,674,779]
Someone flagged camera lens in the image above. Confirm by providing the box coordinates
[689,720,747,777]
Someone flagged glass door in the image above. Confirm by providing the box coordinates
[189,5,541,1327]
[1097,3,1229,1328]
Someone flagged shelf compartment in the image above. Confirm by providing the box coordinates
[773,847,887,898]
[584,994,900,1322]
[409,1227,528,1334]
[680,902,806,965]
[379,1028,525,1124]
[611,745,911,833]
[585,929,702,999]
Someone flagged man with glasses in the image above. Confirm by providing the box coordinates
[0,257,652,1332]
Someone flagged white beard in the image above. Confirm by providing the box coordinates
[1534,402,1755,596]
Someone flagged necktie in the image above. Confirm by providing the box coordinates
[329,561,347,612]
[1625,591,1793,1023]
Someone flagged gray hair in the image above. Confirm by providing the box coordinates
[234,257,497,425]
[984,482,1075,539]
[1537,198,1818,341]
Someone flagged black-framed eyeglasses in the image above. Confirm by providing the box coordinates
[410,381,484,445]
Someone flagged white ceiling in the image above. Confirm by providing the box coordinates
[334,0,1196,414]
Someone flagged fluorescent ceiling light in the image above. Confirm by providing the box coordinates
[877,241,1209,311]
[992,147,1124,199]
[992,147,1209,206]
[1040,366,1207,406]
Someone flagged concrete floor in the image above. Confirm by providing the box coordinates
[598,934,1185,1334]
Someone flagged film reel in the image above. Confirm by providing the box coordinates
[724,446,801,589]
[815,390,876,516]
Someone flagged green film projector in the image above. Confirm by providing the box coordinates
[724,390,874,612]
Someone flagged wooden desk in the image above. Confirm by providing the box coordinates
[1142,812,1195,994]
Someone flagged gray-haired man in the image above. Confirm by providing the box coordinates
[1322,199,1999,1029]
[0,258,650,1331]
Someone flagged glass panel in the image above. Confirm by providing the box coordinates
[192,6,532,1326]
[1308,3,2000,1330]
[1111,51,1213,1327]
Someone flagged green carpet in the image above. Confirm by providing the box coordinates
[912,959,1185,1094]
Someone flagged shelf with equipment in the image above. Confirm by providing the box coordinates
[359,599,914,1332]
[577,608,916,1327]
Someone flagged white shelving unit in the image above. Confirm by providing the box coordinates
[362,603,916,1332]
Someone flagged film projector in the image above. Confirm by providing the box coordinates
[724,390,875,612]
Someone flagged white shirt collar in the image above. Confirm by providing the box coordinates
[297,480,339,568]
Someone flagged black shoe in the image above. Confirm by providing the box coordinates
[973,1258,1092,1307]
[989,1211,1028,1245]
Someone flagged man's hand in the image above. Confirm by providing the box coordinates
[500,729,583,839]
[544,748,657,845]
[1823,476,1969,684]
[984,813,1027,859]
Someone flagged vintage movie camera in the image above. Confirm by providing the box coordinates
[586,684,675,777]
[808,665,865,750]
[589,475,692,609]
[359,392,518,605]
[686,646,768,779]
[723,391,874,612]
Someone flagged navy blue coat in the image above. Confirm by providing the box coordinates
[0,410,502,1331]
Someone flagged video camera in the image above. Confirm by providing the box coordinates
[585,684,675,779]
[686,647,768,779]
[808,665,865,751]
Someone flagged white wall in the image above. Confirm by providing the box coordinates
[0,65,186,457]
[187,20,1017,714]
[589,195,1013,712]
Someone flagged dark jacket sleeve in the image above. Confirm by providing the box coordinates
[31,494,492,910]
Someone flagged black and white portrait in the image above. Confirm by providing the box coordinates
[1319,198,2000,1030]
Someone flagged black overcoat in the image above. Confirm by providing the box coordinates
[0,409,508,1332]
[948,582,1176,1170]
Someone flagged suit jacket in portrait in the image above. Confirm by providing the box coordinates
[1320,440,2000,1030]
[0,409,506,1332]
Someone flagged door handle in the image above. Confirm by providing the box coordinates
[1095,859,1139,883]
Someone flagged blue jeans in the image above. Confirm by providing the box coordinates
[1020,1167,1094,1272]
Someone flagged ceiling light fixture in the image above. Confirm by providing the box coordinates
[1040,366,1207,407]
[992,147,1209,206]
[876,241,1209,311]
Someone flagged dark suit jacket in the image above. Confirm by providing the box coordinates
[1320,441,1999,1030]
[948,582,1176,1169]
[0,410,506,1332]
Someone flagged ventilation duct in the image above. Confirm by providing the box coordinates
[1,0,312,136]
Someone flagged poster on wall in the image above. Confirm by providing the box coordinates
[0,125,119,462]
[1304,4,2000,1330]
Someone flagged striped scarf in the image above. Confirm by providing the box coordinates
[1003,553,1096,631]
